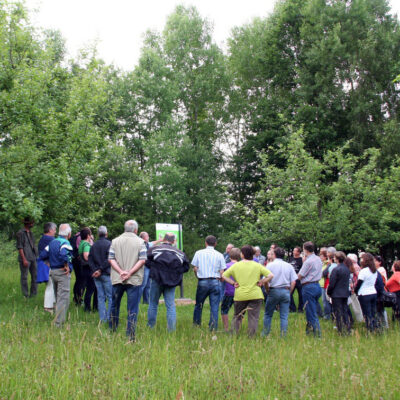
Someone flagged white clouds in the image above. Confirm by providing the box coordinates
[25,0,400,70]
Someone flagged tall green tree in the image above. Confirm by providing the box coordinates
[228,0,400,205]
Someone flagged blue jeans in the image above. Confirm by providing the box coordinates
[219,281,226,303]
[193,278,220,330]
[322,288,331,319]
[94,274,112,322]
[358,294,378,332]
[262,287,291,336]
[139,266,151,304]
[302,282,322,336]
[109,284,141,340]
[147,280,176,331]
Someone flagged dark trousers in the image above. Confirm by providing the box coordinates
[233,299,263,336]
[73,258,83,304]
[19,260,37,297]
[19,259,37,297]
[110,284,141,340]
[332,297,351,334]
[289,279,303,312]
[81,266,97,312]
[359,294,378,332]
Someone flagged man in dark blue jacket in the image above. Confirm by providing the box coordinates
[146,233,189,331]
[40,223,73,327]
[89,226,112,322]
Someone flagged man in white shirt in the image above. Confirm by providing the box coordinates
[192,235,226,331]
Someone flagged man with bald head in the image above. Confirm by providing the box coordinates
[108,220,147,341]
[139,231,163,304]
[146,233,189,331]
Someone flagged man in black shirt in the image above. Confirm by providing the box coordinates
[289,246,304,312]
[89,226,112,322]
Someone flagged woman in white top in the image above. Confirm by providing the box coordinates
[355,253,379,332]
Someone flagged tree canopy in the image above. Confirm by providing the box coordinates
[1,0,400,258]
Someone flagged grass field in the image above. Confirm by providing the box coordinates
[1,240,400,399]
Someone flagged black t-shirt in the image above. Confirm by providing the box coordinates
[289,256,303,274]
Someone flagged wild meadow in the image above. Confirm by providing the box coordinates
[1,239,400,400]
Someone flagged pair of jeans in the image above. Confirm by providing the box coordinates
[289,280,303,312]
[94,274,113,322]
[233,299,263,336]
[50,269,71,326]
[332,297,351,334]
[139,266,151,304]
[262,287,291,336]
[302,282,322,336]
[193,278,221,330]
[110,284,141,340]
[147,280,177,331]
[19,260,37,297]
[219,281,226,303]
[358,294,378,332]
[322,288,331,319]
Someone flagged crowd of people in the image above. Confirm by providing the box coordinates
[15,217,400,340]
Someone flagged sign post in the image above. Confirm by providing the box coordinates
[155,223,184,298]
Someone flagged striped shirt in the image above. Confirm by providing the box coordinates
[191,246,226,278]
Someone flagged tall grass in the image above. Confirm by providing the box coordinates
[1,240,399,399]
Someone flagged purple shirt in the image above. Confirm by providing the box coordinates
[224,261,236,297]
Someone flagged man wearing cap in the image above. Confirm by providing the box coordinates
[16,217,38,298]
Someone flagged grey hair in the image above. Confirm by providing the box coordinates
[254,246,261,251]
[347,253,358,263]
[327,246,336,255]
[124,220,138,233]
[98,225,107,237]
[44,222,57,234]
[59,223,71,237]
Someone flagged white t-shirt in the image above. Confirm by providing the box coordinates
[358,268,378,296]
[378,266,387,282]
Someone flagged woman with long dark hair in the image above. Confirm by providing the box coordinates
[355,253,379,332]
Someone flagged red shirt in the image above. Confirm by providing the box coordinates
[386,271,400,293]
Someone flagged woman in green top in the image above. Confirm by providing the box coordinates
[78,227,95,312]
[222,245,273,336]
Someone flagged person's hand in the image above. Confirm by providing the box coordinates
[120,270,129,281]
[92,270,101,278]
[257,279,263,287]
[234,282,239,288]
[22,259,29,268]
[193,266,198,274]
[63,264,70,275]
